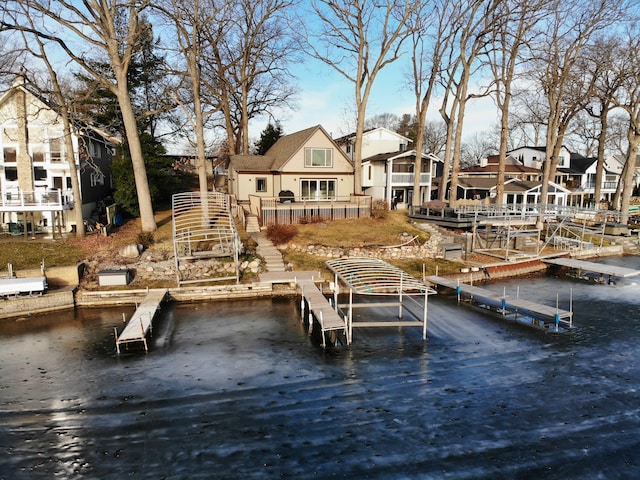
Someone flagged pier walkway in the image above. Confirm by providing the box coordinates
[427,276,573,331]
[543,257,640,282]
[115,289,167,353]
[259,271,346,347]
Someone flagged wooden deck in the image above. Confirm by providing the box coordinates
[427,276,573,331]
[115,289,167,353]
[543,257,640,279]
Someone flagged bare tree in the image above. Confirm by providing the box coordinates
[583,36,626,204]
[437,0,497,205]
[612,29,640,217]
[197,0,297,157]
[11,8,85,236]
[364,113,400,131]
[4,0,158,232]
[407,0,454,207]
[306,0,420,194]
[529,0,625,216]
[461,133,497,168]
[488,0,547,204]
[157,0,230,198]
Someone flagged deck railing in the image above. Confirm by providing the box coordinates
[1,189,74,210]
[249,194,372,227]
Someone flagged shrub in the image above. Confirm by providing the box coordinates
[136,231,155,249]
[266,224,298,245]
[371,199,388,219]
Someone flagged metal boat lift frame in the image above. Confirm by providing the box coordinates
[172,192,242,286]
[326,257,437,343]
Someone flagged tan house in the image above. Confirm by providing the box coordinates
[228,125,354,202]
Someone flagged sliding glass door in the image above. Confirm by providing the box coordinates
[300,179,336,200]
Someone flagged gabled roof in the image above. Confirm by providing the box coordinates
[508,146,547,153]
[568,157,596,174]
[362,149,427,163]
[333,127,411,145]
[483,154,522,166]
[461,163,540,175]
[229,124,351,173]
[228,155,274,172]
[266,125,321,170]
[457,177,500,190]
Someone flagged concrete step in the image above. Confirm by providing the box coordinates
[267,266,287,272]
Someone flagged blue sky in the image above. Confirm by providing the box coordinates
[253,55,498,142]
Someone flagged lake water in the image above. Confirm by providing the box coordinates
[1,256,640,479]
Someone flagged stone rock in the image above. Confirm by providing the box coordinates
[120,244,143,258]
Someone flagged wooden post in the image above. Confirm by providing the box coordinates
[422,289,428,340]
[114,327,120,354]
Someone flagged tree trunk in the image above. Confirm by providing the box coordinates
[117,87,157,232]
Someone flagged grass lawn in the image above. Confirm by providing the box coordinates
[276,211,464,278]
[289,211,430,248]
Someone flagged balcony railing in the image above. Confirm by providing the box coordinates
[1,189,74,210]
[572,181,618,192]
[390,173,431,185]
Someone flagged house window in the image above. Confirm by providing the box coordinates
[3,147,16,163]
[66,177,72,189]
[90,172,104,187]
[32,147,45,163]
[256,177,267,192]
[33,167,47,181]
[5,167,17,181]
[301,179,336,200]
[305,148,332,167]
[368,165,372,180]
[50,138,62,162]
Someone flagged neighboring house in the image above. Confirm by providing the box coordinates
[227,125,354,202]
[361,149,439,208]
[564,156,621,207]
[0,78,114,234]
[465,155,541,182]
[508,146,566,169]
[450,177,570,206]
[492,179,570,206]
[334,127,411,162]
[606,153,640,192]
[334,127,439,208]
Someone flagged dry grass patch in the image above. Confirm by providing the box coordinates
[291,211,430,248]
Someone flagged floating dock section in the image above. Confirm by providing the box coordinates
[115,289,167,353]
[543,257,640,283]
[427,276,573,332]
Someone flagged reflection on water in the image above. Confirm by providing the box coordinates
[1,260,640,479]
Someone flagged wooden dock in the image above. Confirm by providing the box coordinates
[427,276,573,331]
[259,271,346,347]
[298,278,347,347]
[115,289,167,353]
[543,257,640,281]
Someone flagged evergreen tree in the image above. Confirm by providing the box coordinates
[255,122,283,155]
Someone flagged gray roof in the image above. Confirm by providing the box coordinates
[228,155,274,172]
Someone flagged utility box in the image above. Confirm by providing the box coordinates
[439,242,462,259]
[98,269,132,286]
